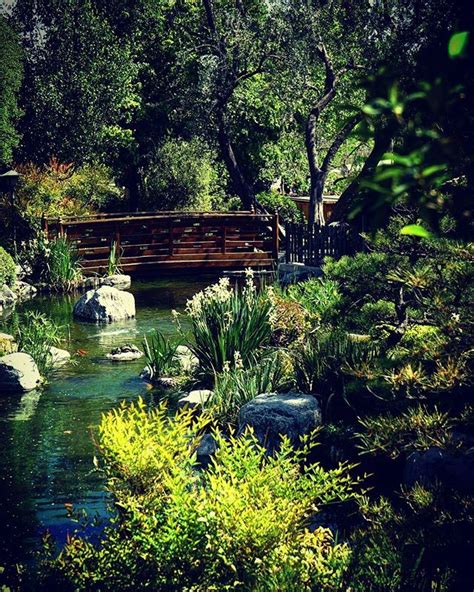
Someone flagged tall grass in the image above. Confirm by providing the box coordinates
[107,240,122,276]
[45,236,82,291]
[143,329,182,380]
[16,311,63,376]
[207,352,289,425]
[185,276,272,377]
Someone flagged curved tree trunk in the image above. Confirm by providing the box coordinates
[216,109,255,210]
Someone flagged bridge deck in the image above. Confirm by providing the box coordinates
[43,211,279,275]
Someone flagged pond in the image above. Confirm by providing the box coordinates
[0,275,213,567]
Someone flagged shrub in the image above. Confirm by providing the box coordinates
[14,160,125,220]
[267,288,310,346]
[184,276,272,376]
[356,406,456,459]
[41,399,358,591]
[287,278,343,325]
[256,191,304,224]
[16,311,63,376]
[107,240,122,276]
[143,137,227,211]
[142,329,182,381]
[0,246,16,287]
[19,235,82,291]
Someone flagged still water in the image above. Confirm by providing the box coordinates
[0,275,212,566]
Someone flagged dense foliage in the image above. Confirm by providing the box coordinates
[0,246,16,288]
[41,400,358,591]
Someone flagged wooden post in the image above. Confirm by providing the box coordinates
[58,218,65,238]
[222,225,227,254]
[272,214,279,261]
[169,219,174,256]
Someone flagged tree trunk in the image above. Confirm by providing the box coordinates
[124,164,141,212]
[330,120,397,223]
[306,112,325,226]
[216,108,255,210]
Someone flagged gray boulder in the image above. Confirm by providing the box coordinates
[238,392,322,452]
[0,353,42,392]
[73,286,135,323]
[49,346,71,367]
[14,281,37,301]
[196,433,218,468]
[101,274,132,290]
[176,345,198,373]
[178,389,213,409]
[404,446,474,494]
[0,285,17,307]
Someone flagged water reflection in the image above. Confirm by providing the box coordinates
[0,274,213,565]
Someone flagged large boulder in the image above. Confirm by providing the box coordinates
[238,392,322,452]
[0,333,18,356]
[101,274,132,290]
[73,286,135,323]
[0,353,42,393]
[404,447,474,494]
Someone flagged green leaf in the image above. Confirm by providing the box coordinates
[421,164,447,177]
[400,224,433,238]
[448,32,469,58]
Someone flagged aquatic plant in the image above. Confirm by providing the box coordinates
[107,240,122,276]
[45,236,82,291]
[41,399,358,591]
[184,275,272,376]
[142,329,181,380]
[16,311,63,376]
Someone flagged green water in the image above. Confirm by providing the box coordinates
[0,275,213,565]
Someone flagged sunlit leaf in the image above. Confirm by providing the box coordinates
[400,224,433,238]
[448,31,469,58]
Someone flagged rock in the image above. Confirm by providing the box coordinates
[404,446,474,494]
[49,346,71,367]
[0,333,18,356]
[196,433,218,468]
[73,286,135,323]
[106,344,143,361]
[0,353,42,393]
[176,345,198,373]
[238,392,322,452]
[101,274,132,290]
[14,280,37,301]
[0,285,17,306]
[178,389,213,409]
[155,376,179,389]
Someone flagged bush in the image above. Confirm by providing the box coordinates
[143,137,227,211]
[183,276,272,376]
[0,246,16,287]
[41,399,357,591]
[287,278,343,325]
[20,235,82,291]
[256,191,304,224]
[14,159,124,220]
[267,288,310,346]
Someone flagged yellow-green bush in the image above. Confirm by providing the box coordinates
[42,399,358,591]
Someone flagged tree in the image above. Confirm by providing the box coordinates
[0,16,23,168]
[13,0,139,167]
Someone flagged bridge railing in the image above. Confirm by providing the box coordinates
[285,222,364,267]
[43,211,279,274]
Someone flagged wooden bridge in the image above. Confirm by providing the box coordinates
[43,211,279,275]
